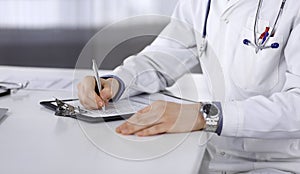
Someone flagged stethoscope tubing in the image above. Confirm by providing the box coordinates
[0,81,29,97]
[0,88,11,97]
[201,0,286,53]
[202,0,211,38]
[253,0,286,50]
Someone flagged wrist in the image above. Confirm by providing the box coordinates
[194,103,206,131]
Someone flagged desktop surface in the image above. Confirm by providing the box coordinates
[0,66,208,174]
[0,108,8,120]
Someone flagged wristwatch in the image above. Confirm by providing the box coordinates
[200,102,220,133]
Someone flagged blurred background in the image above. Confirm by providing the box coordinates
[0,0,179,69]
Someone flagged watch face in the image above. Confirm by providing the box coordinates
[203,104,219,116]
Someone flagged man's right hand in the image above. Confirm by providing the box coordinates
[77,76,120,110]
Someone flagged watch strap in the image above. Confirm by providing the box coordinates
[214,102,223,136]
[201,102,223,135]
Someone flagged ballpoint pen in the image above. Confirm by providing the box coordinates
[92,59,106,111]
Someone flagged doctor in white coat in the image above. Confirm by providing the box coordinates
[78,0,300,173]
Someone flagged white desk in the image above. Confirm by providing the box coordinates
[0,66,210,174]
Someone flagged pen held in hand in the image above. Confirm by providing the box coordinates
[92,59,106,111]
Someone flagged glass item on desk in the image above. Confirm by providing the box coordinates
[0,81,29,97]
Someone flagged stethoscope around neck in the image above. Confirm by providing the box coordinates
[200,0,286,55]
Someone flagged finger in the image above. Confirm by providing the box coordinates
[93,92,105,108]
[78,90,96,109]
[116,121,149,135]
[99,78,114,103]
[100,88,112,102]
[81,98,97,110]
[82,92,104,110]
[84,94,101,110]
[137,105,152,114]
[135,124,167,137]
[116,114,156,135]
[100,78,113,98]
[100,78,110,88]
[101,78,120,99]
[117,110,164,135]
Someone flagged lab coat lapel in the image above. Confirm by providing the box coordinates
[221,0,241,16]
[198,40,226,102]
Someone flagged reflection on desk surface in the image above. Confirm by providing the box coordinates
[0,108,8,119]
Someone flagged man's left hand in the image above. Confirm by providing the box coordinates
[116,101,206,136]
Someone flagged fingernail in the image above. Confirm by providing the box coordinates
[98,101,103,106]
[121,129,128,134]
[136,132,144,137]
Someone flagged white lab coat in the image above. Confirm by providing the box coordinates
[111,0,300,173]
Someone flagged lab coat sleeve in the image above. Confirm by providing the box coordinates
[222,11,300,139]
[110,0,199,99]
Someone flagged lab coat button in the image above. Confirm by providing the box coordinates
[224,19,229,24]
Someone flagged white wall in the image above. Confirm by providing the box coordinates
[0,0,179,29]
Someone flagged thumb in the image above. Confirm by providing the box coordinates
[99,86,113,101]
[100,78,119,100]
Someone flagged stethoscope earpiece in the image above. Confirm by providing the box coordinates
[271,43,280,49]
[243,39,280,50]
[243,39,253,46]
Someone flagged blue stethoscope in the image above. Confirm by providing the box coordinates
[201,0,287,54]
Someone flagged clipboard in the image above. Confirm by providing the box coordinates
[40,98,132,123]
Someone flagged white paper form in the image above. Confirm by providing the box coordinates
[60,93,195,118]
[67,99,147,118]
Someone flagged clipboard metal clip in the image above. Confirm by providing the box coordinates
[40,98,135,123]
[55,98,86,117]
